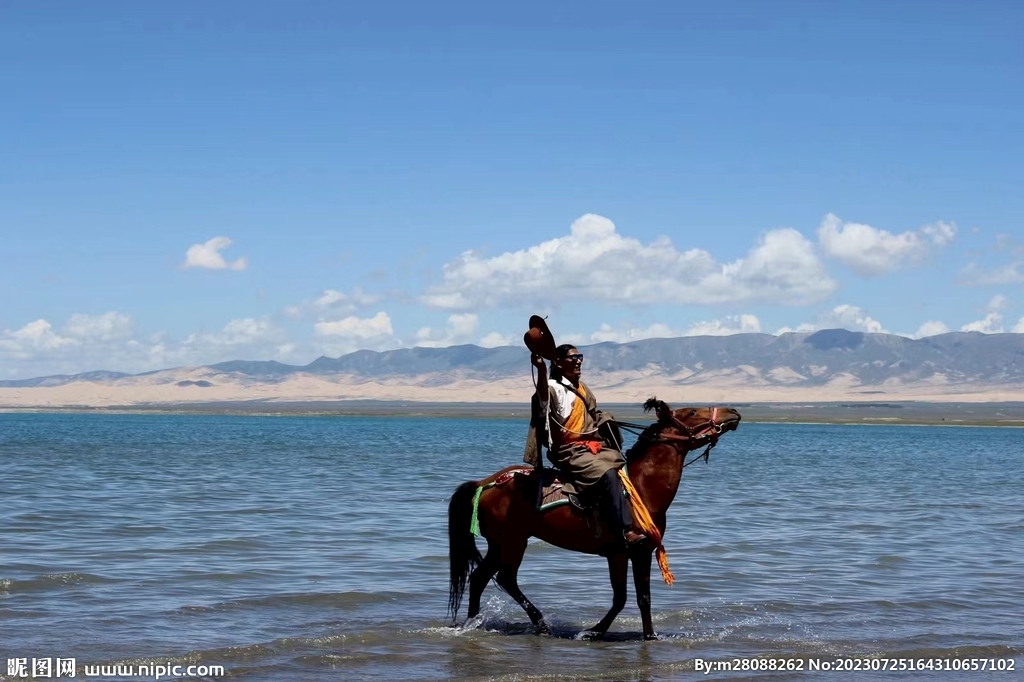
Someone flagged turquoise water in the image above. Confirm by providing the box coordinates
[1,413,1022,681]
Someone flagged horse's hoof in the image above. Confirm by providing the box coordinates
[643,632,659,641]
[460,614,485,630]
[576,629,604,641]
[535,622,551,636]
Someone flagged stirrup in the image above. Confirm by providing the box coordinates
[623,530,648,547]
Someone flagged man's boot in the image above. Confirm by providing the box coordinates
[600,469,647,548]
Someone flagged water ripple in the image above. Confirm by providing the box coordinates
[1,414,1022,680]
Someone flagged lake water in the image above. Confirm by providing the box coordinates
[1,413,1022,681]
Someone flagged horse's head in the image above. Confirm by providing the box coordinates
[642,398,741,449]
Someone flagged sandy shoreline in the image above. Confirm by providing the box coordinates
[4,400,1024,427]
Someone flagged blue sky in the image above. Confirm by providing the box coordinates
[2,1,1022,378]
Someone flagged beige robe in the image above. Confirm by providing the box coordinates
[522,379,624,491]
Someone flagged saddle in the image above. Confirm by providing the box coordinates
[492,466,588,512]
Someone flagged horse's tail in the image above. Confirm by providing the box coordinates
[448,480,483,622]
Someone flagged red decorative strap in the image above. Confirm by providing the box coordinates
[494,467,534,486]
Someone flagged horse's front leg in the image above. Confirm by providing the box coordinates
[579,552,628,640]
[631,549,657,640]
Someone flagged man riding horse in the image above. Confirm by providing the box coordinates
[447,316,742,639]
[523,317,647,548]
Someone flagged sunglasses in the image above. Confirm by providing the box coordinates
[562,355,584,364]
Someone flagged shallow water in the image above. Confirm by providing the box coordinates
[1,413,1022,680]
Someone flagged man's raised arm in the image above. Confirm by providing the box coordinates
[531,353,548,402]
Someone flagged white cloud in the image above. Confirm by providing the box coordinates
[184,318,284,349]
[986,294,1009,311]
[575,315,761,344]
[961,313,1003,334]
[1014,318,1024,334]
[415,313,479,348]
[315,288,377,310]
[921,221,957,245]
[992,234,1024,257]
[0,312,137,362]
[182,236,247,271]
[914,320,950,338]
[817,214,956,276]
[589,323,680,344]
[479,332,513,348]
[313,312,397,357]
[311,311,395,356]
[821,304,887,333]
[0,312,303,379]
[684,314,762,337]
[315,311,394,340]
[63,312,133,342]
[959,262,1024,285]
[957,296,1012,334]
[167,318,298,367]
[0,319,77,357]
[775,324,816,335]
[0,313,136,375]
[422,214,836,310]
[777,305,887,335]
[285,287,380,319]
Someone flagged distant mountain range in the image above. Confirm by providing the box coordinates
[2,330,1023,406]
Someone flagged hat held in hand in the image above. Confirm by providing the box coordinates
[523,315,558,361]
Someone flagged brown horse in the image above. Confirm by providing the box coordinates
[447,399,741,640]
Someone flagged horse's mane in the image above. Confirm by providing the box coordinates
[642,397,672,420]
[625,397,674,464]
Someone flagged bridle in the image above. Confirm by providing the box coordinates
[619,407,730,468]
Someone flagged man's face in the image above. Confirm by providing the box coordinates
[558,350,584,380]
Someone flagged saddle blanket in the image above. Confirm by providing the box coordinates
[493,466,582,511]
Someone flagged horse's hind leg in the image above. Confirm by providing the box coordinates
[580,553,628,639]
[466,548,499,619]
[495,537,550,635]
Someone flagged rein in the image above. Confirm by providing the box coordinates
[617,407,725,468]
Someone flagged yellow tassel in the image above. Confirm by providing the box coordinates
[619,469,675,586]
